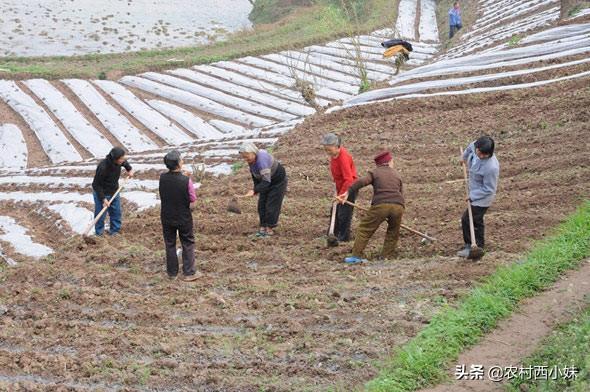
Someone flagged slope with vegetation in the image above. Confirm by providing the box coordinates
[0,0,394,80]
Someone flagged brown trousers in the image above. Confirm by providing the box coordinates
[352,203,404,259]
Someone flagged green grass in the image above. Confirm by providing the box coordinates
[250,0,314,24]
[507,304,590,392]
[568,5,584,17]
[366,200,590,392]
[0,0,395,80]
[231,161,245,174]
[564,1,589,18]
[507,34,522,47]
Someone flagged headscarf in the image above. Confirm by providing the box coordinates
[374,151,392,165]
[239,142,259,154]
[320,133,340,146]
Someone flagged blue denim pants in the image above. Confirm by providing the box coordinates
[93,192,122,236]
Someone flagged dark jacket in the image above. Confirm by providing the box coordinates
[159,171,193,227]
[252,162,287,194]
[381,39,413,52]
[248,150,287,194]
[349,165,404,207]
[92,154,132,201]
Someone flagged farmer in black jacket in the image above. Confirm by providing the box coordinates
[159,150,199,281]
[91,147,133,236]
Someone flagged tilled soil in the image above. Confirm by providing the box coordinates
[0,78,589,391]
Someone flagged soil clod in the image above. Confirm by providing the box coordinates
[326,234,339,247]
[227,197,242,214]
[82,235,97,245]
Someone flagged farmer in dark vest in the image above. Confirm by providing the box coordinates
[92,147,133,236]
[238,142,288,238]
[159,150,199,281]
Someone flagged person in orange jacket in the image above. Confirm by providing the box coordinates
[321,133,358,245]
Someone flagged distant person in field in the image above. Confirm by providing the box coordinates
[91,147,133,236]
[339,151,404,264]
[449,1,462,39]
[159,150,199,281]
[457,136,500,258]
[321,133,358,246]
[238,142,288,238]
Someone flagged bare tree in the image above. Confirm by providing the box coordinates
[338,0,371,93]
[282,50,321,110]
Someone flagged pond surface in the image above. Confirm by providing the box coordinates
[0,0,253,57]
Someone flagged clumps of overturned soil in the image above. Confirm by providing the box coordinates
[0,78,589,391]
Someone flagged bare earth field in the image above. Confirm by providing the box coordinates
[0,79,589,391]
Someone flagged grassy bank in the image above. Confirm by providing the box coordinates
[507,305,590,392]
[366,200,590,392]
[249,0,314,24]
[0,0,394,80]
[561,0,590,19]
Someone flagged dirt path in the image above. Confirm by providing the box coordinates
[422,258,590,392]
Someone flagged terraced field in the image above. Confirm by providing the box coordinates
[0,0,442,260]
[0,0,589,390]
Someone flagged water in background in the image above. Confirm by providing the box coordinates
[0,0,253,57]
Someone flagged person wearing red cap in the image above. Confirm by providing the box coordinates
[338,151,404,264]
[320,133,358,245]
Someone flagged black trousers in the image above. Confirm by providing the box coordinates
[329,189,357,242]
[162,221,195,277]
[258,176,287,228]
[462,206,488,248]
[449,24,462,38]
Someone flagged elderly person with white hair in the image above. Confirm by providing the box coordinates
[238,142,288,238]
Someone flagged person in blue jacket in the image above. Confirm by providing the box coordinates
[449,1,463,38]
[457,136,500,258]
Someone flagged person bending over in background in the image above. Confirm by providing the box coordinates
[159,150,199,281]
[91,147,133,236]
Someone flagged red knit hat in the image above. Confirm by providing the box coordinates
[374,151,392,165]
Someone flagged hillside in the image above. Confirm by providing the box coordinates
[0,0,589,390]
[1,75,589,391]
